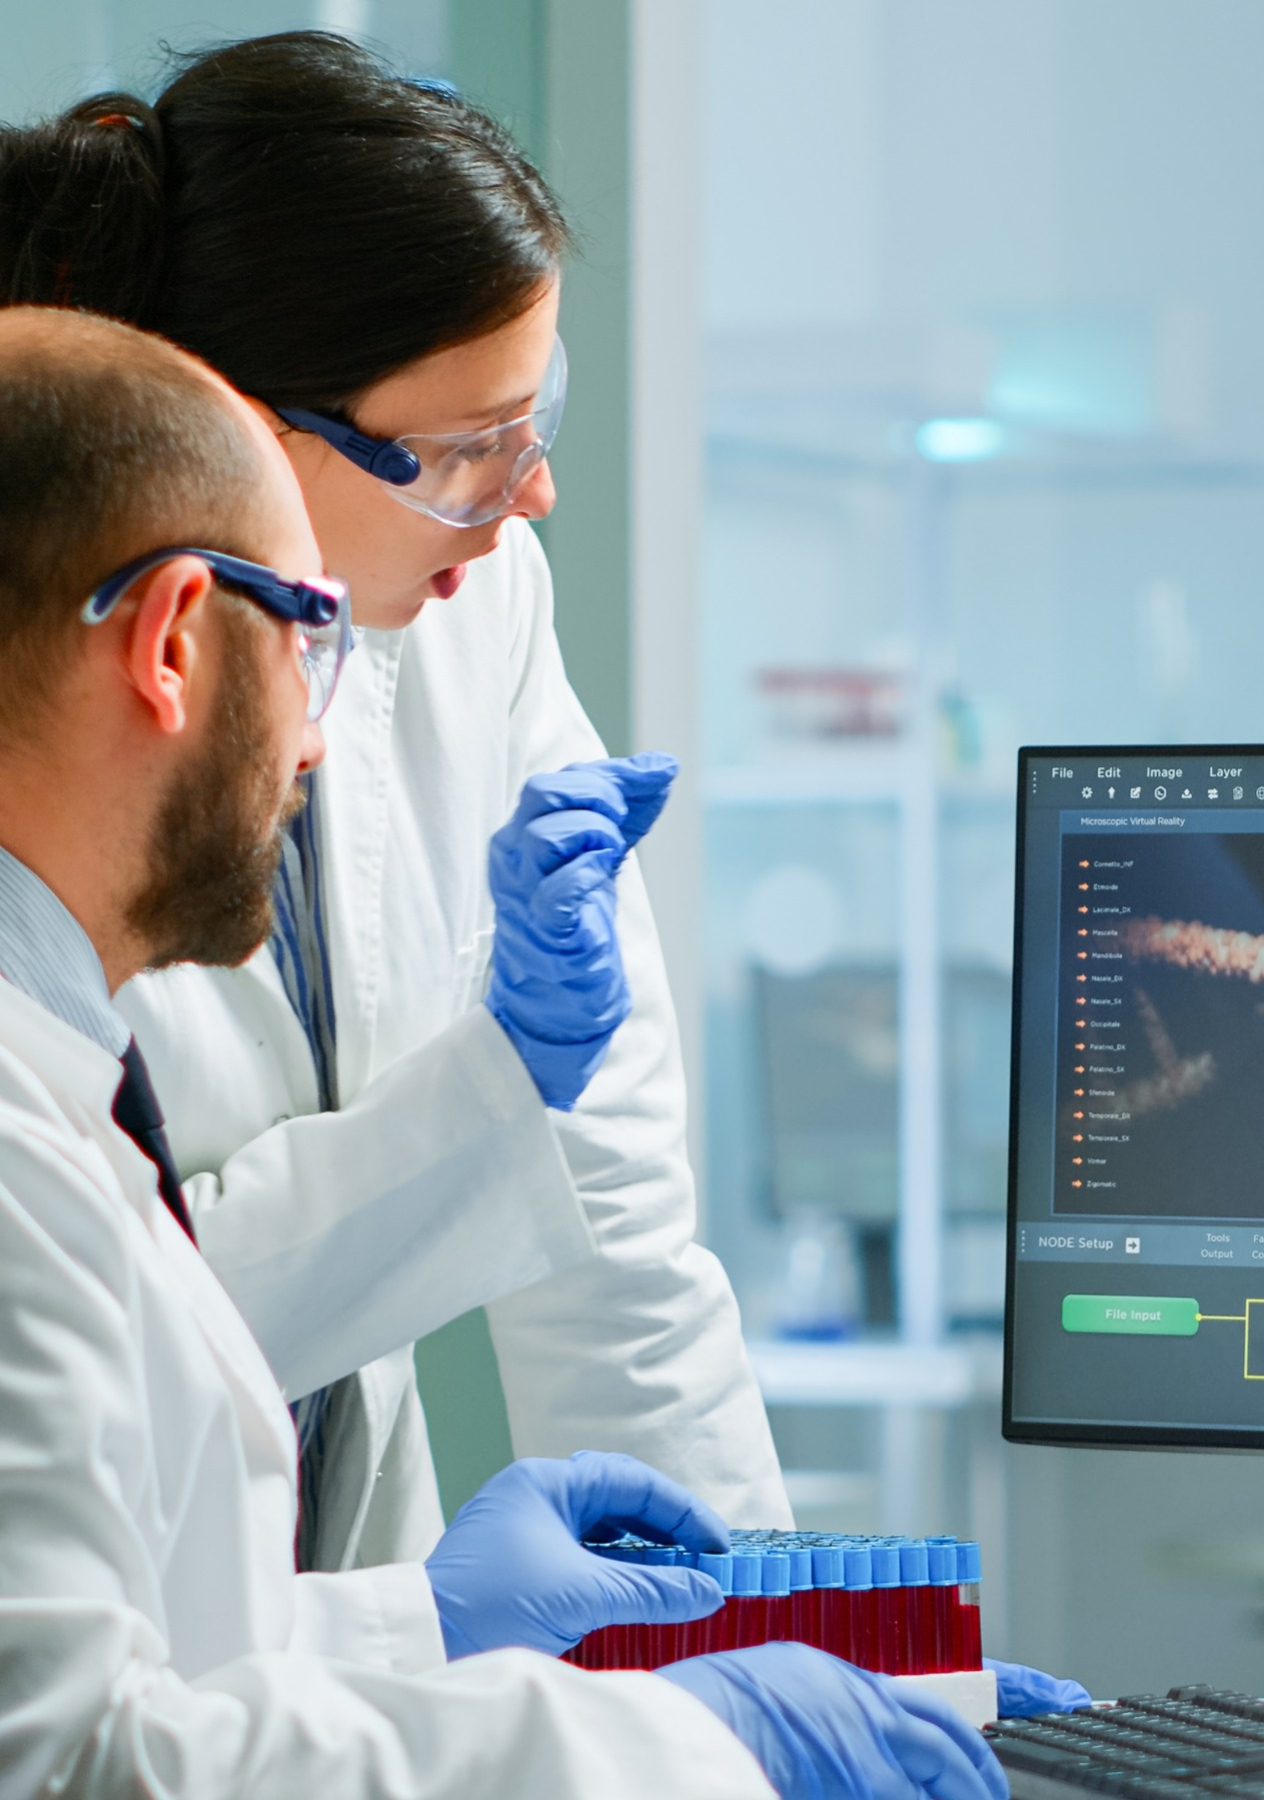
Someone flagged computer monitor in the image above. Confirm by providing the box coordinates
[1005,745,1264,1450]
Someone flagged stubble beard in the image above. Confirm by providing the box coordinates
[127,619,304,973]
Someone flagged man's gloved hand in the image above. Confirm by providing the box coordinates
[659,1644,1008,1800]
[486,753,678,1110]
[425,1449,727,1660]
[985,1656,1092,1718]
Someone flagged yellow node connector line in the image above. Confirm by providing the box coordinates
[1198,1300,1264,1379]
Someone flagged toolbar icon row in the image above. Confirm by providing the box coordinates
[1077,784,1262,801]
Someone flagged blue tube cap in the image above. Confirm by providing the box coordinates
[843,1543,873,1590]
[698,1551,734,1595]
[787,1547,814,1591]
[898,1539,930,1586]
[761,1551,791,1597]
[957,1541,982,1583]
[927,1541,958,1585]
[811,1543,845,1589]
[870,1542,901,1587]
[731,1551,762,1597]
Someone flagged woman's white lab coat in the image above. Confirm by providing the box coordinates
[118,519,790,1571]
[0,978,775,1799]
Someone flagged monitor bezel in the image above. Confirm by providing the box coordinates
[1003,742,1264,1451]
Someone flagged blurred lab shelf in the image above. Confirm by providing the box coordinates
[704,747,910,807]
[702,750,1013,809]
[708,420,1264,499]
[781,1468,880,1535]
[749,1336,1003,1409]
[751,1337,1005,1537]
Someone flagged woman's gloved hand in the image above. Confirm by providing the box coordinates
[985,1656,1092,1717]
[659,1644,1009,1800]
[486,753,678,1109]
[424,1449,727,1660]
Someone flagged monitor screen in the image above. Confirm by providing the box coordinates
[1005,745,1264,1449]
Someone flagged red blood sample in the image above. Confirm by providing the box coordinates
[843,1543,876,1670]
[957,1589,982,1668]
[727,1552,763,1648]
[807,1544,844,1657]
[870,1543,905,1673]
[953,1543,983,1670]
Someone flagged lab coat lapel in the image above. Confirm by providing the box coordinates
[316,627,405,1105]
[0,979,158,1224]
[0,983,299,1489]
[153,1206,301,1495]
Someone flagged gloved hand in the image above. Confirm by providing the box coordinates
[486,753,678,1109]
[425,1449,727,1660]
[985,1656,1092,1718]
[659,1644,1008,1800]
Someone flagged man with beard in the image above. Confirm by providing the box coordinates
[0,307,1009,1800]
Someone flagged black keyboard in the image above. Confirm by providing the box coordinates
[985,1686,1264,1799]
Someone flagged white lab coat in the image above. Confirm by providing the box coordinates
[119,519,790,1570]
[0,977,777,1799]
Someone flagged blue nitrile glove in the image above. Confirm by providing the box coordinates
[521,754,679,853]
[424,1449,727,1660]
[660,1644,1008,1800]
[985,1656,1091,1718]
[485,753,678,1110]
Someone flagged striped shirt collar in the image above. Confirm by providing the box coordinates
[0,847,130,1057]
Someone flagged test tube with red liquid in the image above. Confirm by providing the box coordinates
[787,1544,814,1643]
[954,1540,983,1669]
[843,1540,876,1666]
[807,1540,843,1656]
[898,1539,932,1675]
[869,1541,905,1673]
[926,1538,960,1673]
[693,1549,733,1658]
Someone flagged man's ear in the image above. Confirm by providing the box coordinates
[124,556,216,735]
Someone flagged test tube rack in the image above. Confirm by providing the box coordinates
[564,1530,983,1676]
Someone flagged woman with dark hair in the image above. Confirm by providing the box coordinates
[0,30,789,1574]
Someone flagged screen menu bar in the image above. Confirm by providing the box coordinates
[1028,753,1264,809]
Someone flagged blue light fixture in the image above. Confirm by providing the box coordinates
[915,417,1007,463]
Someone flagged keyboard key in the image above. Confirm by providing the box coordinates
[991,1739,1099,1776]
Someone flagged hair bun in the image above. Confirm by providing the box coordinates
[0,88,166,318]
[69,94,164,167]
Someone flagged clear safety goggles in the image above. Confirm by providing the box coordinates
[83,547,353,721]
[276,335,568,529]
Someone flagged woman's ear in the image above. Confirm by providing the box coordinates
[123,555,215,735]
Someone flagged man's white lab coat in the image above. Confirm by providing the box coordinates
[119,519,790,1570]
[0,977,775,1799]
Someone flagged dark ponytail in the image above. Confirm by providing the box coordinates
[0,32,570,412]
[0,96,166,321]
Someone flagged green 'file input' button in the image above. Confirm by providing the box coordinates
[1061,1295,1200,1336]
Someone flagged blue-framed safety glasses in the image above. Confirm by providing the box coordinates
[276,335,568,529]
[82,547,353,721]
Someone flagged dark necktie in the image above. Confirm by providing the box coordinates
[112,1036,197,1243]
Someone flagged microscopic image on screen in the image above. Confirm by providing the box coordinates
[1055,830,1264,1219]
